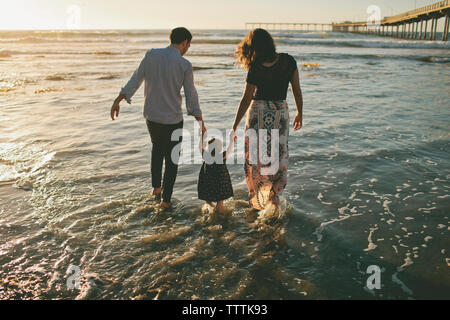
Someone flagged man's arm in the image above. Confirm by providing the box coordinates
[183,62,206,133]
[111,52,147,120]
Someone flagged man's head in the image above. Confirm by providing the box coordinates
[170,27,192,56]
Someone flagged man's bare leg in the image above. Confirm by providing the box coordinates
[153,188,162,196]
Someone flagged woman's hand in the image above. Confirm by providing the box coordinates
[293,113,302,131]
[289,70,303,131]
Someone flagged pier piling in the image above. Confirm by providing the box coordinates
[433,17,439,40]
[443,14,449,40]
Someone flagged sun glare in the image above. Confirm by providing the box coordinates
[0,0,61,30]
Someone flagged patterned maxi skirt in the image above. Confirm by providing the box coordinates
[244,100,289,210]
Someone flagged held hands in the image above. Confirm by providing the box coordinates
[293,113,303,131]
[195,117,207,136]
[232,123,239,142]
[229,129,237,143]
[201,121,207,136]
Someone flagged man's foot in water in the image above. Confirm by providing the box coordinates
[160,201,171,209]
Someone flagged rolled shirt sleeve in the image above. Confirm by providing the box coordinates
[183,62,202,118]
[119,51,148,104]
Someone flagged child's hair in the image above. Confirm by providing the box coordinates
[206,138,223,157]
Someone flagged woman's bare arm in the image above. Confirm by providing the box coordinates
[232,83,256,132]
[290,69,303,131]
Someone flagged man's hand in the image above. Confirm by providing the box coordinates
[293,113,302,131]
[111,100,120,120]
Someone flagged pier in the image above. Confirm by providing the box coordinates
[245,1,449,41]
[332,0,450,41]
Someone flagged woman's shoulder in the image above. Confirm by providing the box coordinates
[280,52,296,62]
[280,53,298,72]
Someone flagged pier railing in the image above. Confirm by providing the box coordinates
[386,0,449,23]
[332,1,450,41]
[245,22,332,31]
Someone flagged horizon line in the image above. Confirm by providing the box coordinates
[0,25,336,32]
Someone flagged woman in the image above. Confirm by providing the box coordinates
[232,28,303,210]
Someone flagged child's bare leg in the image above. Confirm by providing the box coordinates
[235,200,251,207]
[216,201,225,214]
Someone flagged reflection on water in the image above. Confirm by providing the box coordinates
[0,29,449,299]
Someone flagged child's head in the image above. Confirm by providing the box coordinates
[206,138,223,157]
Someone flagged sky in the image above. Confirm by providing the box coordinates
[0,0,446,30]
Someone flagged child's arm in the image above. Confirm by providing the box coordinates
[198,130,205,157]
[223,130,236,161]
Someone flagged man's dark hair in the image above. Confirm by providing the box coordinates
[170,27,192,44]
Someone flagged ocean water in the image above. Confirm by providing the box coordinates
[0,29,449,300]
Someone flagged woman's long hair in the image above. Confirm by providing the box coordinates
[235,28,277,71]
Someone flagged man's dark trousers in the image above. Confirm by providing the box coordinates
[146,119,183,203]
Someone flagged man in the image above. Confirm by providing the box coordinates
[111,27,206,208]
